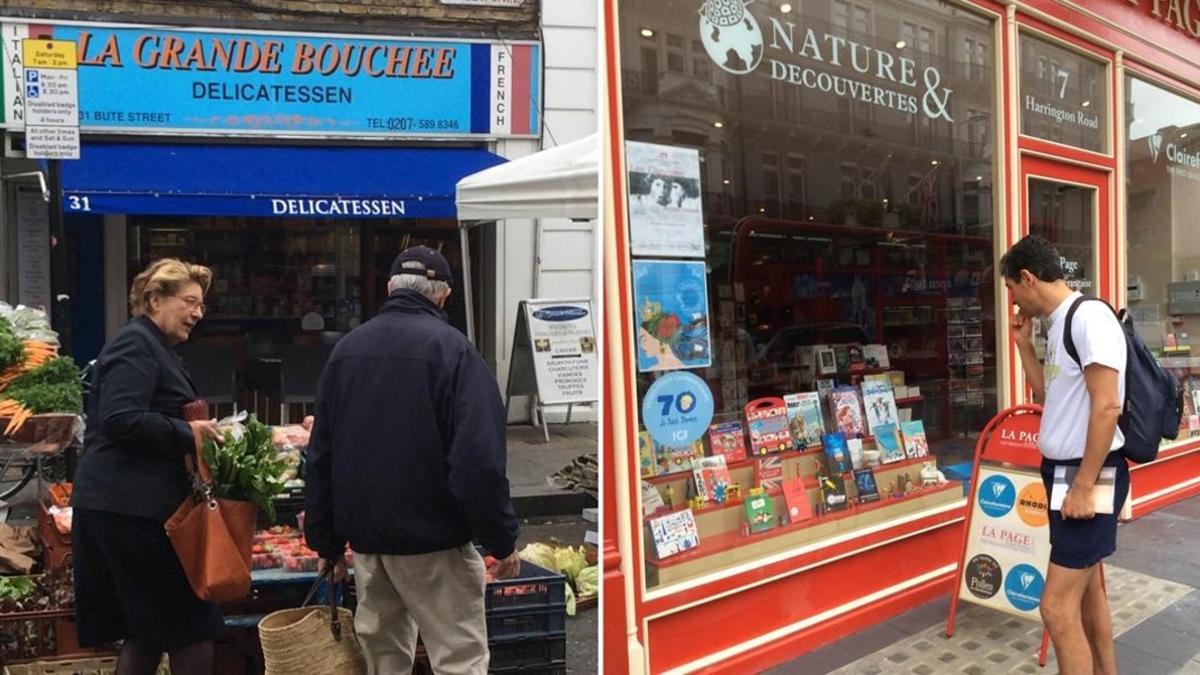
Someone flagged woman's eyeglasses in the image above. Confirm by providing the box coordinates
[176,295,207,314]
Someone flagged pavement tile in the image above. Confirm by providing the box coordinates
[1114,642,1190,675]
[1116,614,1200,666]
[772,495,1200,674]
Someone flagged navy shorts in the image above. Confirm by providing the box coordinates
[1039,452,1129,570]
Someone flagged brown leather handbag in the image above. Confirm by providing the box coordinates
[165,444,257,603]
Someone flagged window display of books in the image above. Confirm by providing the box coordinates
[947,297,985,409]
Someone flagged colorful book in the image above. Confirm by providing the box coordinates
[819,472,848,511]
[831,387,866,438]
[707,421,748,462]
[744,491,776,533]
[854,468,881,503]
[648,509,700,559]
[900,420,929,459]
[861,380,900,432]
[784,392,825,449]
[692,456,733,504]
[756,455,784,492]
[816,379,836,426]
[638,430,656,478]
[887,370,906,389]
[864,344,890,369]
[822,432,852,474]
[782,477,813,523]
[847,437,865,470]
[875,423,906,463]
[654,439,705,476]
[641,482,666,516]
[745,397,794,455]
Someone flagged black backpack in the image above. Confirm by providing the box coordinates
[1063,296,1183,463]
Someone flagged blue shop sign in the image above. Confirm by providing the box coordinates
[1,22,540,139]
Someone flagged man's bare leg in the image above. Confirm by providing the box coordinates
[1041,562,1095,675]
[1080,565,1116,675]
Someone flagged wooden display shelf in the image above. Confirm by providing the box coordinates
[644,446,821,486]
[643,454,941,522]
[643,480,960,569]
[896,396,924,405]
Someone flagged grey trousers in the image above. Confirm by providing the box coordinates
[352,544,489,675]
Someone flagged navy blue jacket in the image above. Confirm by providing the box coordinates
[72,316,197,522]
[304,290,519,560]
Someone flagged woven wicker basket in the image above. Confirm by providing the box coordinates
[259,605,366,675]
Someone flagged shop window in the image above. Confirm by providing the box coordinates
[834,1,871,36]
[667,51,685,73]
[621,0,997,589]
[128,217,465,424]
[1019,32,1108,153]
[1125,75,1200,446]
[840,163,859,198]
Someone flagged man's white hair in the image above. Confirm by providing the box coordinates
[388,261,450,302]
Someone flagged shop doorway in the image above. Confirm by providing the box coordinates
[1020,156,1112,300]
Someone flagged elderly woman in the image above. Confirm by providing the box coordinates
[71,259,223,675]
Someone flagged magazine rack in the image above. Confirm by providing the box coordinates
[642,441,962,587]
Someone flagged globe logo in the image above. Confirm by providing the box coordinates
[699,0,764,75]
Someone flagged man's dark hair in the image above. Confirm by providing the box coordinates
[999,235,1064,282]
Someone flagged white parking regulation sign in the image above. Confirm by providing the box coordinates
[26,126,79,160]
[23,68,78,127]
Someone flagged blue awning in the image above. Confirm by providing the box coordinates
[58,143,506,219]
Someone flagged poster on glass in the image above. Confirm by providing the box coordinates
[633,260,712,372]
[626,141,705,258]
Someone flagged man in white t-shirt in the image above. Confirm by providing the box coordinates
[1003,235,1127,675]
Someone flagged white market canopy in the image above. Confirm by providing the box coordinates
[454,133,599,222]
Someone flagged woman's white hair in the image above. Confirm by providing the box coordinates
[388,261,450,302]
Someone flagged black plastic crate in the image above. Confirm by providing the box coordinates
[485,560,566,611]
[486,603,567,641]
[490,662,566,675]
[489,632,566,670]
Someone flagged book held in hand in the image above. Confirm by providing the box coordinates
[1049,466,1117,515]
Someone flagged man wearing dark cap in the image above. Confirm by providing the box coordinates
[305,245,521,675]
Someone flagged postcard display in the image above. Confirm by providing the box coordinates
[640,376,963,586]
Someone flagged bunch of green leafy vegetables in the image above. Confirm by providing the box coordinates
[0,316,23,373]
[4,357,82,414]
[202,413,288,522]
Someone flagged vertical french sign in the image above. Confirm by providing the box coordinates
[490,44,534,136]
